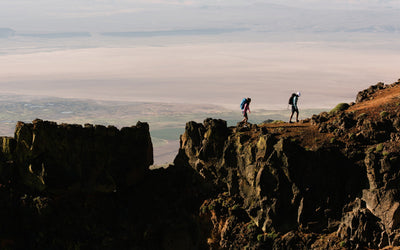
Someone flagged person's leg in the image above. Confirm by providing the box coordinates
[296,110,299,122]
[289,110,294,123]
[241,112,247,124]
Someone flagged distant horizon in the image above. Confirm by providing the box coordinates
[1,1,399,32]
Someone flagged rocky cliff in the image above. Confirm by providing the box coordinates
[0,120,207,249]
[173,79,400,249]
[10,119,153,191]
[0,80,400,249]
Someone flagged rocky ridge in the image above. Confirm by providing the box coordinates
[0,80,399,249]
[0,120,206,249]
[173,79,400,249]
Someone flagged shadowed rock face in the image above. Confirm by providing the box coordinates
[174,120,366,249]
[9,119,153,191]
[0,120,209,249]
[173,81,400,249]
[1,81,400,249]
[176,119,364,233]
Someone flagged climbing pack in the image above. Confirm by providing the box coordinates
[240,98,247,109]
[288,93,296,105]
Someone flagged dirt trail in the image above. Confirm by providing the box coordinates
[258,82,400,149]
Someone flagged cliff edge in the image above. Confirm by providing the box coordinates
[0,79,399,249]
[173,79,400,249]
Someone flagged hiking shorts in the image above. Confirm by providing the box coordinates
[291,106,299,113]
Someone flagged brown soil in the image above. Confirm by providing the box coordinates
[348,83,400,119]
[261,122,333,150]
[255,83,400,150]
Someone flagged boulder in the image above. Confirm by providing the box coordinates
[337,198,387,249]
[356,82,386,103]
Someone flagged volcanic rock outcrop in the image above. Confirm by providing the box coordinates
[0,79,400,249]
[0,120,206,249]
[10,119,153,191]
[173,80,400,249]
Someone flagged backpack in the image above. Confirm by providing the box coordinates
[288,93,296,105]
[240,98,247,109]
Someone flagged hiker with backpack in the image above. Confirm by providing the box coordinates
[289,92,301,123]
[240,97,251,125]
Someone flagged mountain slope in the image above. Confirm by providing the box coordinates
[0,79,399,249]
[174,79,400,249]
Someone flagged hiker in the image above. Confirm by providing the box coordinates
[289,92,301,123]
[240,97,251,125]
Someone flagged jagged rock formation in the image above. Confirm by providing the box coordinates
[174,80,400,249]
[10,119,153,191]
[356,81,386,103]
[176,119,362,233]
[0,80,400,249]
[0,120,207,249]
